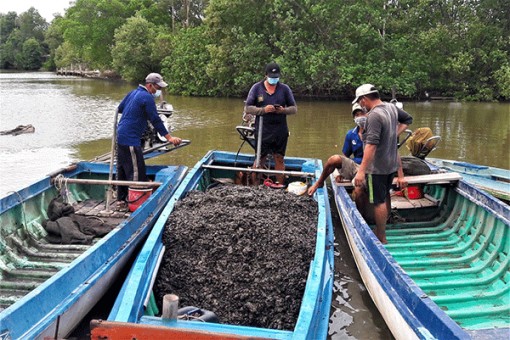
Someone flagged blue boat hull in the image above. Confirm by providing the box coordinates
[105,151,334,339]
[0,162,187,339]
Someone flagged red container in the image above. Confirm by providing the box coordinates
[127,187,152,212]
[405,185,423,199]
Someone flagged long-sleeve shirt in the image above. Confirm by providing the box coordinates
[117,85,168,146]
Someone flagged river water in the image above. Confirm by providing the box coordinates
[0,72,509,338]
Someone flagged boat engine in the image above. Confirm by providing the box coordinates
[141,102,174,148]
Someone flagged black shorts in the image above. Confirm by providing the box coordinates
[256,125,289,157]
[367,173,395,205]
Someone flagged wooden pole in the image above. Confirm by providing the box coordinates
[106,109,119,210]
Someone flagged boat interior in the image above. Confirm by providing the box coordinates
[375,182,510,330]
[0,171,142,312]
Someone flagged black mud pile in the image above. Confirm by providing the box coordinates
[154,185,318,330]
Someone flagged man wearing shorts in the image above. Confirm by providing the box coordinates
[308,103,367,196]
[352,84,412,244]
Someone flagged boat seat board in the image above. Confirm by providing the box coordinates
[390,194,439,209]
[90,319,274,340]
[73,199,131,219]
[336,172,462,188]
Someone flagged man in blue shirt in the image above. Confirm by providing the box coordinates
[244,62,297,185]
[116,73,182,209]
[308,104,367,196]
[342,104,365,165]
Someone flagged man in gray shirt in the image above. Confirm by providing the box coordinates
[352,84,413,244]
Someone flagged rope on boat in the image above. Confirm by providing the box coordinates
[53,174,76,204]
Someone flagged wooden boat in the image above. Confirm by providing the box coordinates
[426,157,510,202]
[0,161,187,339]
[91,150,334,339]
[331,172,510,339]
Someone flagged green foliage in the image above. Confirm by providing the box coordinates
[2,0,509,100]
[0,8,48,69]
[54,41,81,69]
[61,0,135,69]
[18,38,43,70]
[112,16,159,81]
[161,26,213,96]
[43,17,65,70]
[494,64,510,99]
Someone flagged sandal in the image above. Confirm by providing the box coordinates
[263,178,286,189]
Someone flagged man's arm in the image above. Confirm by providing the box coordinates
[397,107,412,135]
[396,155,407,189]
[397,123,409,136]
[276,105,297,115]
[342,131,353,158]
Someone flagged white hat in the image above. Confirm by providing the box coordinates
[145,73,168,88]
[352,103,363,115]
[352,84,378,104]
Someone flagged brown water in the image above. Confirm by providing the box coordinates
[1,72,509,338]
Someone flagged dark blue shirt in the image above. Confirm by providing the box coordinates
[117,85,168,146]
[342,126,363,164]
[245,81,296,130]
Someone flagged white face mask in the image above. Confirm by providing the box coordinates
[152,89,162,98]
[354,116,367,129]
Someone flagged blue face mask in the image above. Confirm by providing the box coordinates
[152,89,162,98]
[267,77,279,85]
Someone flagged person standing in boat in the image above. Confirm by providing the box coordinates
[308,104,383,221]
[115,73,182,210]
[352,84,412,244]
[244,62,297,186]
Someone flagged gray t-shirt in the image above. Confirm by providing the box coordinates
[363,102,402,174]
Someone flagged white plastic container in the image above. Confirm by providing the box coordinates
[287,181,307,195]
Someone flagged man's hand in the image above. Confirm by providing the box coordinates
[354,170,365,187]
[169,136,182,146]
[396,176,408,189]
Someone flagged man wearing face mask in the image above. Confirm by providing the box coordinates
[352,84,412,244]
[115,73,182,210]
[343,103,367,165]
[244,62,297,185]
[308,103,368,197]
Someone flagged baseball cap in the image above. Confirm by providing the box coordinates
[352,84,378,104]
[265,62,281,78]
[145,73,168,88]
[352,103,363,116]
